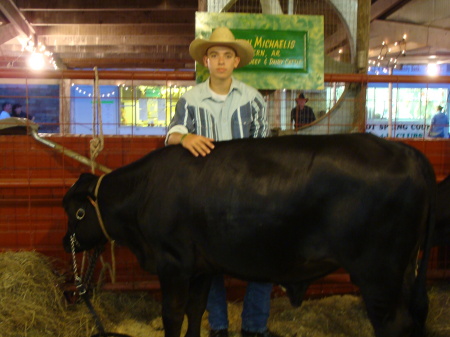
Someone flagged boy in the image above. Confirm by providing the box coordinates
[166,27,277,337]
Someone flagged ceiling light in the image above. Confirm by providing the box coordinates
[427,63,439,76]
[27,52,45,70]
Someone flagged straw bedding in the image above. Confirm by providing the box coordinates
[0,251,448,337]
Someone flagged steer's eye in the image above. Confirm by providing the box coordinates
[75,208,85,220]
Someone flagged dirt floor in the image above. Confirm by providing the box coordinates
[0,251,449,337]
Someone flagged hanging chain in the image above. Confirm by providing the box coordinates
[70,234,86,294]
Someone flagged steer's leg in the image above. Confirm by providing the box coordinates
[184,273,212,337]
[404,252,428,337]
[353,267,414,337]
[158,265,191,337]
[359,250,428,337]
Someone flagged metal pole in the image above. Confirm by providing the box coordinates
[388,67,393,137]
[29,126,112,174]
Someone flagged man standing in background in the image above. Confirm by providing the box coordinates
[429,105,449,138]
[291,93,315,130]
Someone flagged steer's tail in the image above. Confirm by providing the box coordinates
[410,169,436,337]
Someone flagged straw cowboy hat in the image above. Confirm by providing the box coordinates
[189,27,254,68]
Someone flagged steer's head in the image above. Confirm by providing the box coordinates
[62,173,108,253]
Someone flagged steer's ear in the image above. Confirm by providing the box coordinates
[65,173,99,201]
[78,173,99,199]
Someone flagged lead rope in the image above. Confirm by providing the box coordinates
[90,66,105,174]
[84,66,106,288]
[88,174,117,284]
[70,235,107,336]
[70,235,130,337]
[89,74,116,285]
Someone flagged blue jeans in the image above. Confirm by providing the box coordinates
[206,275,273,333]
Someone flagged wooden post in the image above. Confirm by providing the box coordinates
[357,0,371,74]
[198,0,207,12]
[354,0,371,132]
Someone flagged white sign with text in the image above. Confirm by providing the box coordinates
[366,120,430,138]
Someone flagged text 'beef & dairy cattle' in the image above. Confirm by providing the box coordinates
[62,134,436,337]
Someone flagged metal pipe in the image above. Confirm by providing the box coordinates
[30,128,112,174]
[1,118,111,174]
[325,73,450,84]
[0,68,196,81]
[388,67,393,137]
[1,68,449,84]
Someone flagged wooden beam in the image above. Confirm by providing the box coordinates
[0,23,19,44]
[357,0,371,70]
[0,44,189,54]
[15,0,198,9]
[22,9,196,25]
[33,23,194,36]
[38,35,192,47]
[370,0,412,21]
[0,0,35,38]
[198,0,207,11]
[260,0,283,14]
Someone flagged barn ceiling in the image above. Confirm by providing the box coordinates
[0,0,449,71]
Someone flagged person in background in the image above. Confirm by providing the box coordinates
[429,105,449,138]
[11,104,32,119]
[0,102,12,119]
[291,92,315,130]
[165,27,278,337]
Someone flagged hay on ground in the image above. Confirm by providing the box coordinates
[0,251,92,337]
[0,251,449,337]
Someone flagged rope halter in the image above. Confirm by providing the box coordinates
[87,174,112,242]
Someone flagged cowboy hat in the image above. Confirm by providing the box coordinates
[189,27,254,68]
[296,93,309,102]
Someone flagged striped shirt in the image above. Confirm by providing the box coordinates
[166,77,268,142]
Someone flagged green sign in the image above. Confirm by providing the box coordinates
[91,100,114,104]
[195,12,324,90]
[145,87,161,98]
[233,29,308,71]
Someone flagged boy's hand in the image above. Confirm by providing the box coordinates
[181,134,215,157]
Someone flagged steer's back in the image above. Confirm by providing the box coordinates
[136,133,434,284]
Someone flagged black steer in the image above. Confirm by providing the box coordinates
[63,133,436,337]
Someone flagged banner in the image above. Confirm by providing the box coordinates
[195,12,324,90]
[366,121,430,138]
